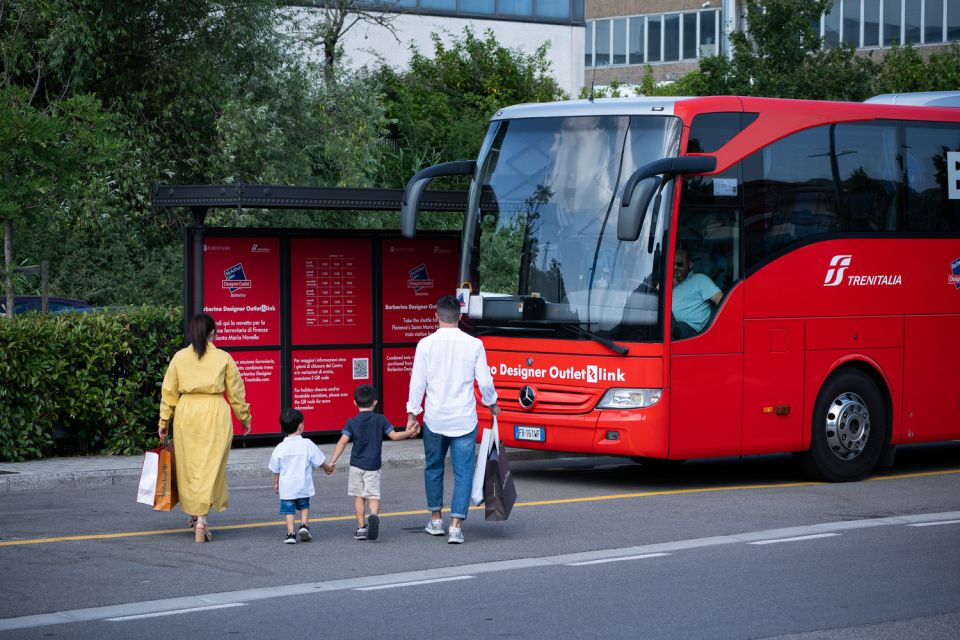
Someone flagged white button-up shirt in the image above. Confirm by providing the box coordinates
[268,435,326,500]
[406,327,497,437]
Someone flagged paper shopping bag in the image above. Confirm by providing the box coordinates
[483,433,517,521]
[136,447,161,506]
[470,425,494,506]
[153,444,178,511]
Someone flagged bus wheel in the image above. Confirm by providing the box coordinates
[802,369,887,482]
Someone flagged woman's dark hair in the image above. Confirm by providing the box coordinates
[187,313,217,359]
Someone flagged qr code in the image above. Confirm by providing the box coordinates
[352,358,370,380]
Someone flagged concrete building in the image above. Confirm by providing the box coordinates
[288,1,586,97]
[586,1,960,86]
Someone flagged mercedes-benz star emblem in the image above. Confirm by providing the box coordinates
[518,385,536,409]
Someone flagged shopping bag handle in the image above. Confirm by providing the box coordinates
[491,415,500,450]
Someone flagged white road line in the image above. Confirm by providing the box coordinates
[3,510,959,633]
[355,576,474,591]
[567,553,669,566]
[908,519,960,527]
[106,603,245,622]
[749,533,841,545]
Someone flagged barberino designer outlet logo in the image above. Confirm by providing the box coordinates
[823,254,902,288]
[494,362,626,383]
[222,263,251,295]
[950,257,960,289]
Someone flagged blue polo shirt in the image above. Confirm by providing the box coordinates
[673,273,721,332]
[343,412,394,471]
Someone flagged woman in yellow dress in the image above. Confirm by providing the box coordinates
[158,313,252,543]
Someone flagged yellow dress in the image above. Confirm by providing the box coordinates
[158,344,251,516]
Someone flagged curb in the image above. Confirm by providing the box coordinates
[0,448,566,494]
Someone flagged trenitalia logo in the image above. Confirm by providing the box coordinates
[824,254,852,287]
[823,254,903,287]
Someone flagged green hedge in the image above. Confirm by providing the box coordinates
[0,307,183,461]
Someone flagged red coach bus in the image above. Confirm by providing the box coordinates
[401,94,960,481]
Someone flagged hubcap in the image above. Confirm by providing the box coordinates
[824,392,871,461]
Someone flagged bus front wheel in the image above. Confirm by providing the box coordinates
[802,369,888,482]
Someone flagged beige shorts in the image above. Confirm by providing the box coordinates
[347,466,381,499]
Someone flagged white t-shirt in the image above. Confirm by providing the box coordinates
[268,435,326,500]
[406,327,498,437]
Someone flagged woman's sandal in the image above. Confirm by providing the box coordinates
[188,516,198,528]
[194,522,212,543]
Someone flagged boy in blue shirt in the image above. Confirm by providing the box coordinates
[328,384,419,540]
[268,408,334,544]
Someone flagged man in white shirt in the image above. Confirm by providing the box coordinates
[406,295,500,544]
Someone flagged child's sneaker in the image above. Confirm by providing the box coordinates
[353,527,368,540]
[283,533,297,544]
[298,524,312,542]
[367,514,380,541]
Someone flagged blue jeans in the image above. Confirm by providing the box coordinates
[423,424,477,521]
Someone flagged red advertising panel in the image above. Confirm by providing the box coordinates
[381,347,419,427]
[228,350,281,435]
[202,237,280,346]
[381,238,460,343]
[290,238,372,345]
[292,348,373,432]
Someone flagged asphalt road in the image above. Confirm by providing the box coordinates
[1,443,958,639]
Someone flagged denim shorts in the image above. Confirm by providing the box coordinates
[279,497,310,515]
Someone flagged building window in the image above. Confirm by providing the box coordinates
[825,4,841,47]
[420,0,455,10]
[535,0,569,19]
[883,0,901,45]
[629,17,644,64]
[905,1,921,44]
[499,0,532,17]
[648,15,662,62]
[700,9,717,56]
[585,21,593,67]
[950,1,960,40]
[596,19,610,66]
[613,19,627,64]
[683,12,698,59]
[925,0,944,43]
[664,14,680,61]
[460,0,495,14]
[864,0,880,47]
[843,0,861,47]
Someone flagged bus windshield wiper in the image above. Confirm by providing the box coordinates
[559,323,629,355]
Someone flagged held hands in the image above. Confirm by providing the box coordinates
[406,413,420,432]
[322,462,336,475]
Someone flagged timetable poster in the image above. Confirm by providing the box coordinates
[290,238,372,345]
[292,348,373,431]
[381,347,418,427]
[380,238,459,343]
[202,237,281,346]
[228,350,281,435]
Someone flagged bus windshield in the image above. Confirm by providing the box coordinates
[463,114,682,343]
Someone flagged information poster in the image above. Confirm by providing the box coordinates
[381,347,419,427]
[292,348,373,431]
[228,350,281,435]
[290,238,372,345]
[202,237,281,346]
[380,238,459,343]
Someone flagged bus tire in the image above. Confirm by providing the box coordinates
[802,368,887,482]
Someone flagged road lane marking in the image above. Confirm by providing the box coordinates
[1,468,958,547]
[106,603,245,621]
[2,511,960,632]
[567,552,669,566]
[749,533,841,545]
[354,576,474,590]
[907,519,960,527]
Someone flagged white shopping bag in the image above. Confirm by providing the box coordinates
[136,448,161,506]
[470,417,496,506]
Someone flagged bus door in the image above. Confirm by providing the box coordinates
[668,191,744,459]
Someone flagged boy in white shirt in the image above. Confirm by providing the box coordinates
[268,408,334,544]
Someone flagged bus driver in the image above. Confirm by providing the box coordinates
[672,248,722,338]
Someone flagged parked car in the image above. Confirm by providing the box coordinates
[0,296,93,315]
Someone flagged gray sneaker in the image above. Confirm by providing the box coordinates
[447,526,464,544]
[425,519,445,536]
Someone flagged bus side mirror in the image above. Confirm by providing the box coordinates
[401,160,477,238]
[618,177,661,242]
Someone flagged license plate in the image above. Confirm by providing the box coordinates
[514,425,545,442]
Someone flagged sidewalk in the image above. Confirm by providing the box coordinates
[0,439,560,494]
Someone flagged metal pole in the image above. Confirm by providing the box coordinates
[191,207,207,317]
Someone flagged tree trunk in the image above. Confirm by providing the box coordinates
[4,218,13,319]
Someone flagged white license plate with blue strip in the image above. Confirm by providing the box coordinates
[514,425,545,442]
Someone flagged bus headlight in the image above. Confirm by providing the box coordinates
[596,388,662,409]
